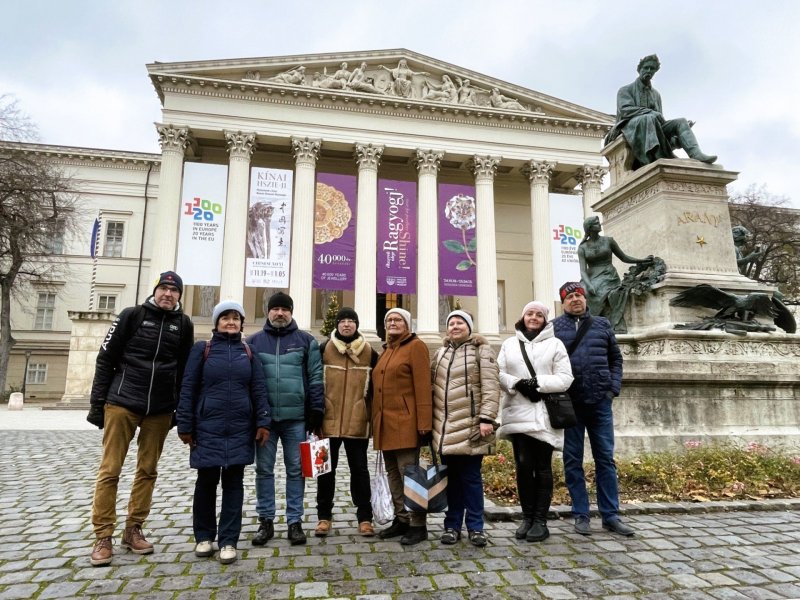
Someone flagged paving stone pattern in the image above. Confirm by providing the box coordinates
[1,430,799,599]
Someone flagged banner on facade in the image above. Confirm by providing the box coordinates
[176,162,228,286]
[438,183,477,296]
[549,193,584,300]
[245,167,294,288]
[312,173,357,290]
[376,179,417,294]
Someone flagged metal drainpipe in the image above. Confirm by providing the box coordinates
[135,162,154,303]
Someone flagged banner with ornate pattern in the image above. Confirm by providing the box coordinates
[438,183,477,296]
[312,173,357,290]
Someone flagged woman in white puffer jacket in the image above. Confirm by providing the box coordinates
[497,300,573,543]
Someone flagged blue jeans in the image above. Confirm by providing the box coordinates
[193,465,245,548]
[255,419,306,525]
[441,455,484,532]
[563,399,620,522]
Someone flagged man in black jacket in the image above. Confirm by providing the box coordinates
[86,271,194,566]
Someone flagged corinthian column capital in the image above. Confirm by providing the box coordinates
[413,149,444,176]
[156,124,192,153]
[354,143,384,171]
[468,155,501,181]
[521,160,556,184]
[291,137,322,166]
[575,164,608,189]
[224,130,257,159]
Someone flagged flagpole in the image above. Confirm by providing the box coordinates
[89,215,101,311]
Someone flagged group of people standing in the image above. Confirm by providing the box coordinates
[86,270,633,568]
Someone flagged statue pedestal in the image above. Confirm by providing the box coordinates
[595,157,768,333]
[60,310,115,406]
[592,155,799,455]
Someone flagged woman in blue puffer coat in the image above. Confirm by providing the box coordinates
[177,301,270,565]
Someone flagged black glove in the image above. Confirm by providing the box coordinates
[515,378,540,401]
[306,410,323,433]
[418,430,433,445]
[87,404,105,429]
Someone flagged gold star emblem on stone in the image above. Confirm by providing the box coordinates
[696,236,707,247]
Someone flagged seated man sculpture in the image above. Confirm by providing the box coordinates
[605,54,716,169]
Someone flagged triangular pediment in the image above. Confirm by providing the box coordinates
[147,49,612,125]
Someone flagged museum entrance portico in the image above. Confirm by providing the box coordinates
[146,49,613,340]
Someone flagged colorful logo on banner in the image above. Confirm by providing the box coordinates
[176,162,228,286]
[312,173,357,290]
[438,184,477,296]
[245,167,294,288]
[549,193,584,300]
[377,179,417,294]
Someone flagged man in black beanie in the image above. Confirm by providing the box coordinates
[247,292,323,546]
[86,270,194,565]
[313,307,379,538]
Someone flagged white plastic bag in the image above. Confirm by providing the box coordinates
[370,451,394,525]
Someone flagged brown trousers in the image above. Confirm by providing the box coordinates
[382,447,427,527]
[91,404,172,538]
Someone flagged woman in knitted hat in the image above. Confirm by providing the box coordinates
[371,307,433,546]
[176,301,271,564]
[496,301,573,543]
[430,310,500,547]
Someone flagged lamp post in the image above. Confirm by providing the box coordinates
[21,350,32,399]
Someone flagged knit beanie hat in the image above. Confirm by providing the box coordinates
[267,291,294,312]
[521,301,550,320]
[446,310,473,334]
[559,281,586,302]
[384,307,412,331]
[212,300,245,329]
[153,271,183,298]
[335,307,359,328]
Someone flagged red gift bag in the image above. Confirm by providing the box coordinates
[300,434,331,479]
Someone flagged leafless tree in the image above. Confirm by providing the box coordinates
[0,97,79,395]
[729,185,800,302]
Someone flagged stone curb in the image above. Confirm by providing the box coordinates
[484,496,800,521]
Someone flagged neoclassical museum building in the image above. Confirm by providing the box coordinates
[3,49,613,403]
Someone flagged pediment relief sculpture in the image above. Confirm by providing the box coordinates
[240,59,539,112]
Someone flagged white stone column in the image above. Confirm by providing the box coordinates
[469,156,502,343]
[522,160,556,311]
[353,143,383,342]
[577,164,607,218]
[289,137,321,330]
[414,149,444,343]
[219,131,256,301]
[149,124,191,284]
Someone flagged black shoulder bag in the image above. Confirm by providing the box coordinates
[517,317,592,429]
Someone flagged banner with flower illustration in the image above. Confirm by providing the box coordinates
[376,179,417,294]
[438,184,477,296]
[312,173,357,290]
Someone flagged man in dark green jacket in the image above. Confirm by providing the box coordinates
[247,292,324,546]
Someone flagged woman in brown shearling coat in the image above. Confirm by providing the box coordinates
[371,308,433,546]
[430,310,500,547]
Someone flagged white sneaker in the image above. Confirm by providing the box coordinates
[194,540,213,557]
[219,545,237,564]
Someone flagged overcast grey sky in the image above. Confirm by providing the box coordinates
[2,0,798,203]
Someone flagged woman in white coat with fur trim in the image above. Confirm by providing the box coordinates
[497,301,573,543]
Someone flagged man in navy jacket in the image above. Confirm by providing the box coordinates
[552,281,634,537]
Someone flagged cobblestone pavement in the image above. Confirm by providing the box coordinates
[1,416,799,599]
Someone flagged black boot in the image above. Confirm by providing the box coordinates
[515,518,533,540]
[378,518,409,539]
[526,520,549,542]
[400,526,428,546]
[287,522,307,546]
[251,518,274,546]
[679,126,717,164]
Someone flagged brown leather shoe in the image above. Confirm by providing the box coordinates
[121,524,154,555]
[358,521,375,537]
[314,519,332,537]
[90,536,113,566]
